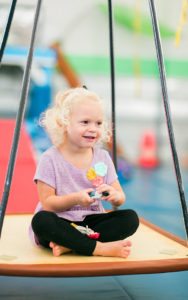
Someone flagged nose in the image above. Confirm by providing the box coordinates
[88,123,97,132]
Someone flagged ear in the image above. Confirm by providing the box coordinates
[56,119,63,127]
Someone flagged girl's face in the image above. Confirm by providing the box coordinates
[65,99,104,149]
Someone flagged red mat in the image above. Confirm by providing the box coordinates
[0,119,38,214]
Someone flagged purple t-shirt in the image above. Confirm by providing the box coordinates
[29,146,117,245]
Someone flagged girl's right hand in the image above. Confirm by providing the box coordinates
[77,189,95,207]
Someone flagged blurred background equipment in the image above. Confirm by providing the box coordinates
[138,130,159,168]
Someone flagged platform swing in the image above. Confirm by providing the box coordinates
[0,0,188,277]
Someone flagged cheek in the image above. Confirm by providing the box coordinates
[97,129,103,140]
[67,126,82,138]
[97,128,103,136]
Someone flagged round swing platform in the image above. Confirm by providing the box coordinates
[0,214,187,277]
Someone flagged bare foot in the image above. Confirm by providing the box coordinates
[49,242,72,257]
[93,240,132,258]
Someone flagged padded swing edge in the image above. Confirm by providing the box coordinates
[0,258,188,277]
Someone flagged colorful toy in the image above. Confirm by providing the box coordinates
[86,162,109,199]
[88,191,109,199]
[71,223,100,240]
[86,162,108,187]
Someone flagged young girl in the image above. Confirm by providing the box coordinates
[30,87,139,258]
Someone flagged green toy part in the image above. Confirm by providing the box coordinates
[99,3,175,38]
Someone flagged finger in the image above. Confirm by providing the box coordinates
[86,188,95,193]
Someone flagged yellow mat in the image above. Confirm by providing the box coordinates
[0,215,188,277]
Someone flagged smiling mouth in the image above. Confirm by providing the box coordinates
[84,136,96,140]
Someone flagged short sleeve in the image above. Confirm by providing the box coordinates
[34,152,56,189]
[104,150,118,184]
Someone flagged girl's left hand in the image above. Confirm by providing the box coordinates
[96,184,121,206]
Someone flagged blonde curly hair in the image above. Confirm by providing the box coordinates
[40,87,111,147]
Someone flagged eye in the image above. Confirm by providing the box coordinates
[81,120,89,125]
[97,121,102,126]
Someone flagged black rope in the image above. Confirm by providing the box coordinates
[0,0,42,237]
[148,0,188,240]
[108,0,118,212]
[107,0,117,170]
[0,0,18,64]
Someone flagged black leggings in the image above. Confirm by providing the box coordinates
[31,209,139,256]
